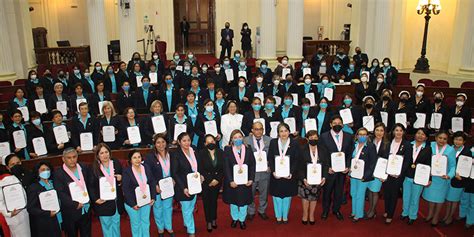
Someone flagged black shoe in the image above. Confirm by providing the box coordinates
[276,220,282,224]
[302,220,308,225]
[247,214,255,221]
[431,223,438,227]
[159,234,165,237]
[334,211,344,221]
[207,223,213,232]
[212,220,217,229]
[321,211,328,220]
[351,218,359,223]
[283,220,288,224]
[239,221,246,230]
[258,212,269,220]
[309,221,316,225]
[169,233,175,237]
[408,219,415,225]
[400,215,408,221]
[231,220,238,228]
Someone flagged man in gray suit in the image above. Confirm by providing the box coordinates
[243,121,271,221]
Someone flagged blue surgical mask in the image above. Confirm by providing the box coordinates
[122,85,130,91]
[39,170,51,179]
[284,99,293,106]
[265,103,274,110]
[166,79,173,84]
[261,64,267,69]
[73,69,80,74]
[108,69,114,74]
[205,106,214,112]
[224,60,230,66]
[95,66,102,71]
[32,119,41,126]
[344,99,352,105]
[239,62,245,67]
[233,138,243,146]
[302,105,310,111]
[142,82,150,89]
[320,102,328,109]
[252,104,262,111]
[358,135,367,143]
[349,65,355,70]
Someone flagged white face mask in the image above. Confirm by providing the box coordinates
[416,91,423,97]
[302,62,308,67]
[273,80,280,86]
[256,77,263,83]
[153,55,159,60]
[184,66,190,71]
[304,78,312,85]
[383,62,390,67]
[322,79,328,85]
[30,75,37,80]
[377,78,384,83]
[188,54,194,59]
[361,76,368,82]
[321,62,326,67]
[238,81,246,88]
[282,60,288,65]
[373,62,379,67]
[215,67,221,72]
[84,72,91,77]
[456,101,464,107]
[202,67,208,72]
[235,54,241,58]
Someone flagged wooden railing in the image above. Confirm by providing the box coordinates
[303,40,351,61]
[34,46,91,66]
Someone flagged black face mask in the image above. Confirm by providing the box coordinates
[356,51,361,55]
[317,51,323,54]
[434,98,442,103]
[10,165,24,176]
[206,143,217,150]
[400,98,408,103]
[382,96,390,101]
[45,73,52,78]
[308,140,318,146]
[170,66,176,71]
[365,103,374,109]
[225,25,230,29]
[332,125,343,133]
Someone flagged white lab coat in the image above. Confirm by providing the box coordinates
[220,113,243,148]
[0,175,31,237]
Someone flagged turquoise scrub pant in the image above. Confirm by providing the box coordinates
[180,196,197,234]
[464,193,474,225]
[350,178,368,219]
[460,191,469,218]
[153,194,173,232]
[230,204,248,222]
[402,177,424,220]
[273,197,291,220]
[125,204,151,237]
[99,209,121,237]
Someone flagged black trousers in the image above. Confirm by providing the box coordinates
[382,176,403,218]
[220,45,232,60]
[63,211,91,237]
[183,32,189,47]
[202,186,220,222]
[322,173,345,213]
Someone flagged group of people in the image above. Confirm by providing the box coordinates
[0,47,472,237]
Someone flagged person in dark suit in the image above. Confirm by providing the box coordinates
[354,72,375,104]
[7,88,28,117]
[126,52,146,73]
[26,69,41,97]
[241,97,267,136]
[316,97,332,136]
[352,47,369,70]
[427,91,449,133]
[358,96,382,132]
[169,104,194,145]
[103,65,121,94]
[181,17,190,48]
[319,115,354,221]
[116,61,131,86]
[70,102,99,152]
[47,82,70,118]
[119,107,149,148]
[69,83,93,116]
[381,57,398,85]
[298,130,329,225]
[8,110,31,160]
[97,101,121,150]
[383,123,413,224]
[54,148,92,237]
[198,135,224,232]
[27,161,62,237]
[133,76,157,114]
[241,23,252,58]
[228,77,252,113]
[144,134,176,236]
[92,81,112,116]
[447,93,471,134]
[26,111,47,158]
[220,22,234,60]
[277,93,301,137]
[116,81,135,115]
[89,143,124,237]
[45,110,73,155]
[375,89,396,131]
[268,123,300,224]
[299,98,318,138]
[159,73,180,113]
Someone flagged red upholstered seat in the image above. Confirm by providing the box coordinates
[14,79,27,86]
[432,80,449,87]
[461,81,474,88]
[396,78,412,86]
[418,78,433,86]
[0,81,12,87]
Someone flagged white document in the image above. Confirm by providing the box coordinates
[238,70,247,79]
[362,116,375,132]
[253,118,266,134]
[2,183,26,212]
[350,159,365,180]
[305,93,316,106]
[152,115,167,134]
[386,155,404,176]
[380,112,388,126]
[135,185,151,207]
[395,113,407,128]
[331,152,346,173]
[323,88,333,101]
[282,68,291,78]
[307,163,322,185]
[39,190,60,212]
[283,117,296,134]
[136,75,144,87]
[471,163,474,179]
[275,155,290,178]
[339,108,353,124]
[99,177,117,201]
[233,164,248,185]
[75,98,87,112]
[174,124,187,141]
[274,96,282,107]
[319,66,326,74]
[254,151,268,172]
[291,93,299,106]
[431,155,448,177]
[414,113,426,129]
[102,126,115,142]
[186,172,202,195]
[98,101,106,115]
[32,137,47,156]
[68,182,90,204]
[18,106,29,121]
[80,132,93,151]
[254,92,264,104]
[34,99,47,114]
[56,101,67,116]
[452,117,464,132]
[430,113,442,129]
[159,177,175,199]
[53,125,69,144]
[270,121,279,139]
[149,72,158,84]
[0,142,11,160]
[303,68,312,76]
[457,155,473,178]
[414,164,431,186]
[176,65,183,71]
[304,119,317,132]
[204,120,218,137]
[127,126,142,145]
[373,158,388,180]
[225,68,234,82]
[12,130,26,149]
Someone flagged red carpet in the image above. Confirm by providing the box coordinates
[91,195,473,237]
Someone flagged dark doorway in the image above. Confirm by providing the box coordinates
[173,0,215,54]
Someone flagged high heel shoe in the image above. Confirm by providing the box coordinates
[207,223,213,232]
[385,218,392,225]
[366,213,377,220]
[301,220,308,225]
[309,221,316,225]
[212,220,218,229]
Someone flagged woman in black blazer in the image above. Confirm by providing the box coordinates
[8,110,30,160]
[143,100,170,144]
[358,96,382,133]
[103,65,121,94]
[116,81,135,115]
[277,93,302,137]
[91,81,111,115]
[241,97,267,136]
[97,101,121,150]
[158,73,180,113]
[401,128,432,224]
[71,102,99,152]
[8,88,29,116]
[381,58,398,86]
[91,62,106,83]
[299,98,318,138]
[26,111,47,158]
[120,107,148,148]
[228,77,252,112]
[315,97,332,136]
[70,83,93,116]
[169,104,194,145]
[45,111,73,155]
[382,123,413,224]
[427,91,449,133]
[198,135,224,232]
[26,161,62,237]
[298,130,329,225]
[447,93,471,134]
[198,99,222,147]
[122,150,156,237]
[144,134,176,236]
[297,74,319,103]
[89,143,124,237]
[268,123,299,223]
[47,82,70,118]
[172,132,203,236]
